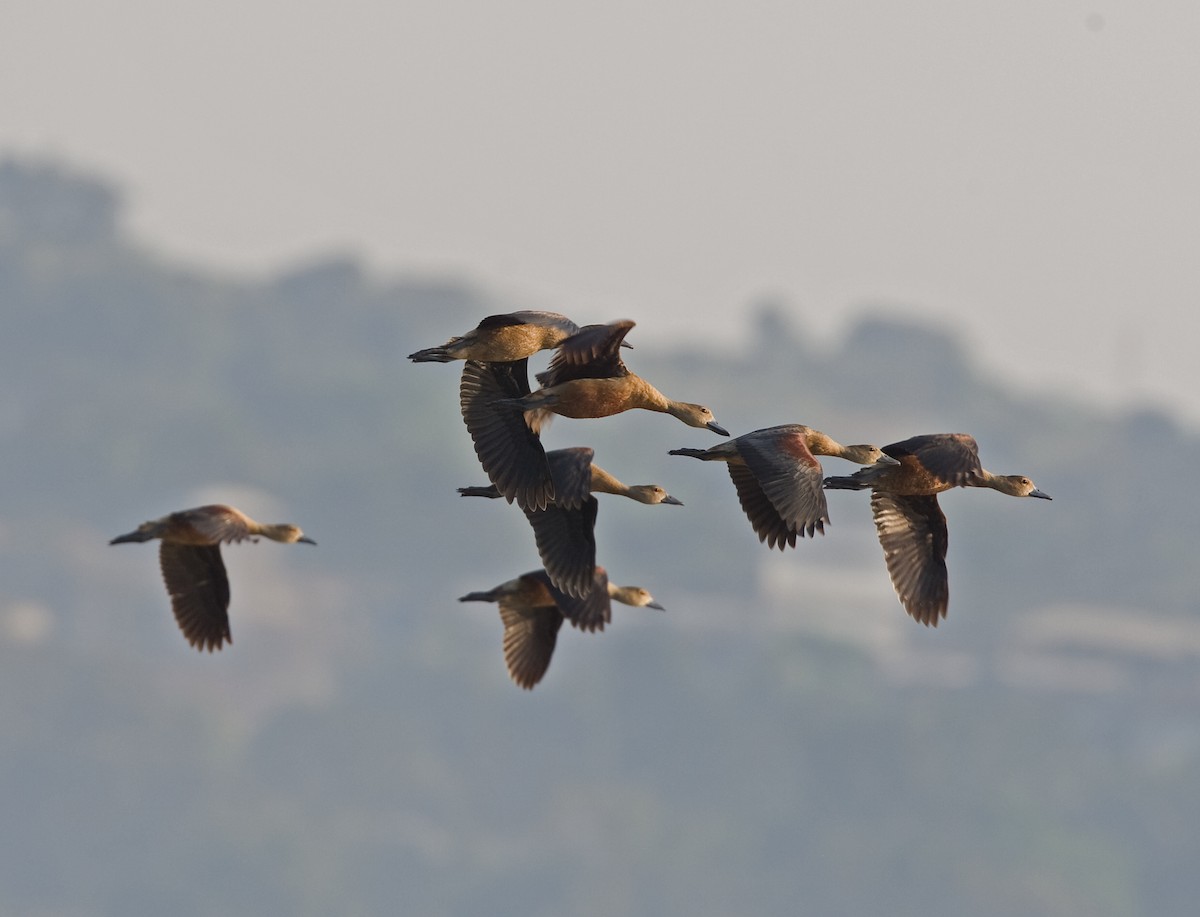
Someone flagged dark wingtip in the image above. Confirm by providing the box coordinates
[109,531,148,545]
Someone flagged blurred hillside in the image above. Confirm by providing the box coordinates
[2,157,1198,916]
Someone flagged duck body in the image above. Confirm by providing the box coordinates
[110,504,315,651]
[671,424,892,549]
[459,567,663,689]
[824,433,1050,625]
[497,320,729,435]
[408,311,580,363]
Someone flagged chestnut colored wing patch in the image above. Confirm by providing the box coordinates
[885,433,982,488]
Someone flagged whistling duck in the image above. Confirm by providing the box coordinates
[823,433,1051,626]
[458,567,663,689]
[495,320,729,436]
[457,446,682,597]
[408,311,580,363]
[110,504,316,651]
[670,424,893,549]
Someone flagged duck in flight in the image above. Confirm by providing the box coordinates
[110,504,316,651]
[459,567,663,689]
[823,433,1050,625]
[670,424,893,549]
[408,311,582,363]
[494,320,729,436]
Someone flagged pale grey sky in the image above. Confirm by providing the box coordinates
[4,2,1198,422]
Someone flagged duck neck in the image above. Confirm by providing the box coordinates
[805,431,845,458]
[966,468,1001,490]
[588,464,627,496]
[971,470,1034,497]
[627,377,671,413]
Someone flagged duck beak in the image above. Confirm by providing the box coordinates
[647,600,665,610]
[875,455,901,465]
[707,420,730,436]
[1029,489,1052,500]
[299,536,318,544]
[661,495,684,506]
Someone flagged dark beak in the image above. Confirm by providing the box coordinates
[661,495,684,506]
[707,421,730,436]
[1029,489,1052,500]
[298,536,318,545]
[647,600,665,610]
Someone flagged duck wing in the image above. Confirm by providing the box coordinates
[158,542,232,651]
[545,447,596,510]
[734,429,828,539]
[870,492,950,626]
[726,462,798,550]
[537,320,635,387]
[524,497,599,600]
[885,433,982,487]
[459,359,555,511]
[498,603,564,689]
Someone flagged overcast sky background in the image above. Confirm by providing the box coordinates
[3,2,1197,424]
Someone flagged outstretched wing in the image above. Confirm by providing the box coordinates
[734,429,828,539]
[870,492,950,626]
[524,497,599,600]
[459,359,555,511]
[498,603,564,689]
[537,320,635,387]
[158,542,232,651]
[545,447,596,510]
[726,463,798,550]
[538,567,612,634]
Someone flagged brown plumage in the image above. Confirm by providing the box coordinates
[458,567,664,690]
[824,433,1051,626]
[459,358,556,511]
[457,446,682,598]
[495,320,729,436]
[408,311,581,363]
[670,424,893,549]
[109,504,316,651]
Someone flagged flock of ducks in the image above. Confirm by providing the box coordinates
[108,309,1051,687]
[411,310,1051,688]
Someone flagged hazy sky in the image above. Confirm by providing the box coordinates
[4,2,1198,423]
